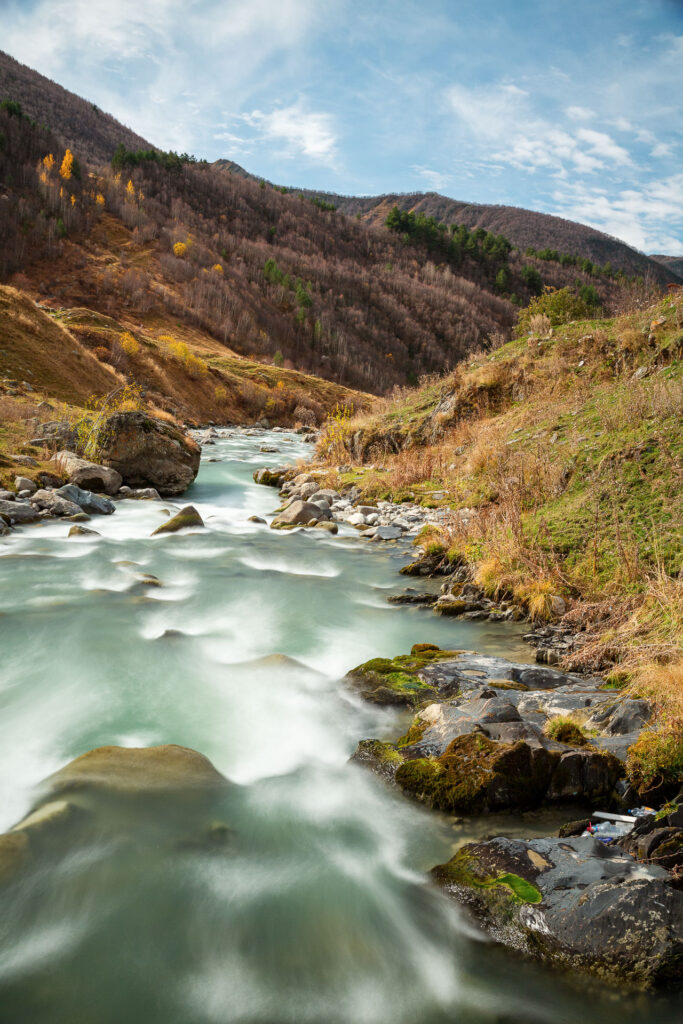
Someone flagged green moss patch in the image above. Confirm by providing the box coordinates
[346,648,462,707]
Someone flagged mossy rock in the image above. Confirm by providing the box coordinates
[345,648,463,707]
[432,848,541,905]
[396,732,558,813]
[152,505,204,535]
[350,739,403,782]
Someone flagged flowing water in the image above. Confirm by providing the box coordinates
[0,430,678,1023]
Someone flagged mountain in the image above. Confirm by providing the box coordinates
[301,190,679,287]
[650,254,683,281]
[0,49,672,400]
[0,50,148,166]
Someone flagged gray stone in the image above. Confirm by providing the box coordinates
[433,835,681,989]
[0,499,40,525]
[51,452,122,495]
[270,500,323,529]
[55,484,115,515]
[30,490,82,518]
[14,476,36,494]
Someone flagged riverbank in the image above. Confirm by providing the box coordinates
[251,438,682,990]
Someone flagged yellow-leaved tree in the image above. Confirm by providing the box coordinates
[43,153,55,173]
[173,241,188,258]
[60,149,74,180]
[126,179,135,198]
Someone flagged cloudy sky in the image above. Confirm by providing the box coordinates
[1,0,682,253]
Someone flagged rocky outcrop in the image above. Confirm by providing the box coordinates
[90,412,200,496]
[51,451,122,495]
[432,835,683,989]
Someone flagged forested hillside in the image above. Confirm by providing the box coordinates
[0,49,671,394]
[306,191,679,286]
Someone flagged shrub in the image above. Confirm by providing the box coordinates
[626,723,683,796]
[516,287,592,336]
[544,716,589,746]
[173,241,188,258]
[120,331,140,356]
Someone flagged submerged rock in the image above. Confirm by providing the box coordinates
[432,835,683,989]
[151,505,204,535]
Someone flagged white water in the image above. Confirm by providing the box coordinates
[0,430,677,1023]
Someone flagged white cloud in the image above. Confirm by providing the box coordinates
[651,142,673,159]
[412,166,451,191]
[552,174,683,252]
[565,106,594,121]
[575,128,630,165]
[241,104,338,165]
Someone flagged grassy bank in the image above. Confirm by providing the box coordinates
[315,290,683,744]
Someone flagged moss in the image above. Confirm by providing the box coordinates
[655,833,683,857]
[151,505,204,535]
[396,718,427,748]
[396,733,557,813]
[346,648,463,706]
[432,849,541,904]
[411,643,440,655]
[655,801,678,822]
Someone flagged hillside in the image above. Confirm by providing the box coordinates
[650,254,683,281]
[0,49,646,398]
[304,191,678,287]
[315,288,682,668]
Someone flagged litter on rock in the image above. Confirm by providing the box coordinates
[581,806,656,843]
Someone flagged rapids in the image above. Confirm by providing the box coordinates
[0,429,678,1023]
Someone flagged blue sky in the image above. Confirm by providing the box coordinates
[1,0,682,252]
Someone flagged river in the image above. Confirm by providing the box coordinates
[0,429,678,1023]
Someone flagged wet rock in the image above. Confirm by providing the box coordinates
[152,505,204,535]
[248,515,266,524]
[432,835,682,989]
[89,412,200,496]
[118,486,162,500]
[270,499,322,529]
[0,499,40,525]
[0,490,14,501]
[44,744,229,797]
[55,484,115,515]
[30,489,82,518]
[68,524,100,537]
[51,451,122,495]
[314,521,338,534]
[350,740,403,783]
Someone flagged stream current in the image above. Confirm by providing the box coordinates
[0,429,678,1023]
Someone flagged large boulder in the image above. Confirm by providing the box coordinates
[30,489,82,517]
[52,451,122,495]
[432,835,683,989]
[89,412,200,496]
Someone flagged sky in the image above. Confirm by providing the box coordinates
[1,0,682,253]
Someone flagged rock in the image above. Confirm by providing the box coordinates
[44,744,229,797]
[0,499,40,525]
[36,471,65,489]
[348,512,366,526]
[549,595,566,617]
[14,476,36,494]
[314,521,338,534]
[586,698,652,735]
[68,525,100,537]
[432,835,682,989]
[151,505,204,535]
[248,515,266,524]
[52,451,122,495]
[270,500,322,530]
[0,490,14,501]
[350,740,402,782]
[55,484,115,515]
[88,412,200,496]
[374,525,402,540]
[396,732,560,814]
[10,454,39,468]
[30,489,82,518]
[119,486,162,500]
